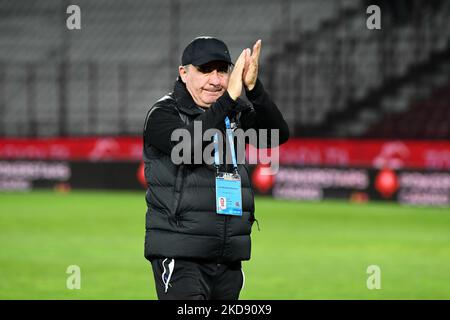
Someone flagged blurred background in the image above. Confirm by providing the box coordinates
[0,0,449,299]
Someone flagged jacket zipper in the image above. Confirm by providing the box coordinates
[174,193,183,226]
[220,215,228,258]
[173,165,185,226]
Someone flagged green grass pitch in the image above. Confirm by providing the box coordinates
[1,190,449,299]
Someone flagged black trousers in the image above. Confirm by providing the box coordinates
[150,258,244,300]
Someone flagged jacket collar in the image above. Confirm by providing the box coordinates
[171,78,251,117]
[172,79,206,116]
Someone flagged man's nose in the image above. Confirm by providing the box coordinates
[208,70,221,86]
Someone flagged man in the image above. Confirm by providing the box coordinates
[143,36,289,300]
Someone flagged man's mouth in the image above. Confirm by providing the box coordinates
[204,89,222,95]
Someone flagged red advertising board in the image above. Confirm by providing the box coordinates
[0,137,449,170]
[0,137,142,161]
[255,139,450,170]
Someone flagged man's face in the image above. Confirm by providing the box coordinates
[179,60,230,108]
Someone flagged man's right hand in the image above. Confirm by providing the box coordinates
[227,49,249,101]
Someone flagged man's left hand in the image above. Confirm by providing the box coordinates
[243,39,261,91]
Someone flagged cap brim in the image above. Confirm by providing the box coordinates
[190,54,233,66]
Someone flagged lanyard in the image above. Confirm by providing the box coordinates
[214,117,238,171]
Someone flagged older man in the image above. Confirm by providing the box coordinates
[143,36,289,300]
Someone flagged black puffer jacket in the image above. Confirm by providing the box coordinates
[143,79,289,263]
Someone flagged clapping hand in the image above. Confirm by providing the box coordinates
[243,39,261,91]
[227,39,262,101]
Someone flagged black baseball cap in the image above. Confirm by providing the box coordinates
[181,37,232,66]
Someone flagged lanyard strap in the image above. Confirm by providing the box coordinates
[214,116,238,171]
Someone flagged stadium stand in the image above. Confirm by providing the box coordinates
[266,0,450,138]
[0,0,448,139]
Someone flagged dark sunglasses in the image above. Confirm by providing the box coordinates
[195,62,230,74]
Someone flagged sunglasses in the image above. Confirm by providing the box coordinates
[195,62,230,74]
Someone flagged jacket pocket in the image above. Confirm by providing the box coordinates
[241,165,259,230]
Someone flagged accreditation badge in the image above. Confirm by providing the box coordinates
[215,172,243,216]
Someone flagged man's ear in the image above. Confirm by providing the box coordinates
[179,66,188,83]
